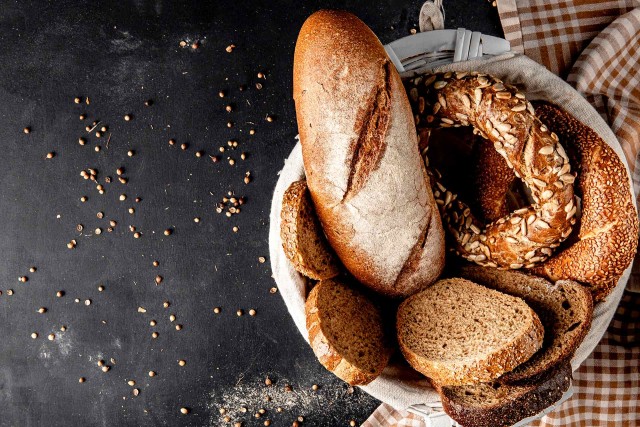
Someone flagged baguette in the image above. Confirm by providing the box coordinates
[293,10,445,297]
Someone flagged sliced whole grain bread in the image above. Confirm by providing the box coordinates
[281,180,340,280]
[305,278,392,385]
[438,361,572,427]
[459,265,593,384]
[397,278,544,386]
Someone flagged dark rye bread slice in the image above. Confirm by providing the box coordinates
[281,180,340,280]
[305,279,392,385]
[438,361,572,427]
[397,279,544,386]
[459,265,593,384]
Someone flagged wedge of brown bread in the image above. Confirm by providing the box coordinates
[437,361,572,427]
[281,180,340,280]
[459,264,593,384]
[306,278,392,385]
[397,278,544,386]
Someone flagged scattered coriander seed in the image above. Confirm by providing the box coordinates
[116,168,124,175]
[163,228,172,236]
[213,307,221,314]
[100,126,107,132]
[244,176,250,184]
[98,360,105,367]
[95,131,102,138]
[180,407,189,415]
[312,384,318,391]
[75,298,81,303]
[240,153,246,160]
[95,228,102,235]
[96,184,104,192]
[134,232,141,239]
[133,388,140,396]
[249,309,256,316]
[129,225,136,232]
[60,325,67,331]
[135,197,141,203]
[79,377,86,383]
[109,220,117,227]
[128,208,135,214]
[225,44,235,53]
[101,366,110,373]
[151,332,158,339]
[218,91,225,98]
[249,129,255,135]
[264,420,271,426]
[266,115,274,122]
[6,289,13,295]
[258,257,266,263]
[257,72,264,79]
[232,226,239,233]
[78,137,86,145]
[38,307,47,314]
[74,97,81,104]
[128,380,136,386]
[46,152,55,159]
[219,146,225,153]
[85,125,91,131]
[410,27,418,35]
[227,121,233,128]
[193,217,200,223]
[48,333,55,341]
[98,285,104,292]
[138,306,147,313]
[350,421,356,426]
[175,324,183,331]
[179,40,187,47]
[276,407,283,413]
[150,320,157,326]
[31,332,38,339]
[210,155,219,163]
[84,299,91,306]
[229,159,235,166]
[298,416,304,422]
[145,100,152,106]
[79,114,86,120]
[124,114,131,121]
[235,423,242,427]
[178,360,186,366]
[19,276,27,283]
[239,84,246,91]
[107,227,113,233]
[169,314,176,322]
[163,301,170,308]
[104,176,111,183]
[127,150,134,157]
[195,151,202,158]
[255,83,263,90]
[95,145,101,152]
[97,211,104,219]
[191,41,199,49]
[148,371,156,377]
[180,143,188,150]
[254,413,261,419]
[155,275,163,285]
[258,409,266,415]
[56,290,64,297]
[225,105,232,112]
[240,407,248,413]
[119,194,127,201]
[23,127,31,134]
[119,177,128,184]
[236,309,243,317]
[153,261,159,267]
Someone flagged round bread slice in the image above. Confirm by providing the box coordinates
[459,264,593,384]
[306,279,392,385]
[397,278,544,386]
[281,180,340,280]
[438,361,572,427]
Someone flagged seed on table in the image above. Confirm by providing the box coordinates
[128,380,136,386]
[124,114,131,121]
[163,228,172,236]
[133,232,141,239]
[116,168,124,175]
[276,407,283,413]
[6,290,13,295]
[19,276,27,283]
[38,307,46,314]
[135,197,141,203]
[229,159,235,165]
[151,332,158,339]
[98,285,104,292]
[227,121,233,128]
[97,360,105,367]
[95,131,102,138]
[350,421,356,426]
[119,177,128,184]
[235,423,242,427]
[96,184,104,191]
[48,333,55,341]
[119,194,126,201]
[144,100,152,106]
[56,291,64,297]
[218,91,225,98]
[180,407,189,415]
[31,332,38,339]
[265,377,272,386]
[74,97,81,104]
[133,388,140,396]
[193,217,200,223]
[148,371,156,377]
[298,416,304,422]
[155,275,163,285]
[178,360,186,366]
[195,151,203,158]
[85,299,91,306]
[104,176,111,183]
[128,208,135,214]
[225,44,235,53]
[180,143,188,150]
[60,325,67,331]
[85,126,91,131]
[127,150,135,157]
[266,116,274,122]
[236,309,243,316]
[102,366,110,373]
[75,298,80,303]
[219,146,225,153]
[23,127,31,134]
[232,226,239,233]
[264,421,271,426]
[312,384,318,391]
[97,211,104,219]
[100,126,107,132]
[210,155,219,163]
[95,228,102,235]
[109,220,117,227]
[179,40,187,47]
[249,129,255,135]
[255,83,263,90]
[149,319,157,326]
[191,41,199,49]
[79,114,86,120]
[169,314,176,322]
[240,153,246,160]
[175,324,182,331]
[94,146,101,153]
[163,301,170,308]
[255,413,261,419]
[258,257,266,263]
[270,287,278,294]
[79,377,86,383]
[249,309,256,316]
[78,137,86,145]
[213,307,221,314]
[46,152,55,159]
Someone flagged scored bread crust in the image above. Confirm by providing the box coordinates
[397,279,544,386]
[305,279,392,385]
[459,264,593,384]
[293,10,445,297]
[280,180,340,280]
[529,102,639,301]
[438,361,572,427]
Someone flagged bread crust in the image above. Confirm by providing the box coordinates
[293,10,444,297]
[439,362,572,427]
[397,279,544,386]
[305,279,391,385]
[529,102,639,301]
[280,180,340,280]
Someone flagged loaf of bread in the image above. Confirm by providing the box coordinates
[397,278,544,385]
[293,10,445,297]
[459,264,592,384]
[306,278,392,385]
[281,180,340,280]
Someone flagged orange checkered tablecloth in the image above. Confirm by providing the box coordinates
[366,1,640,425]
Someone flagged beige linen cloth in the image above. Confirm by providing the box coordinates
[364,1,640,425]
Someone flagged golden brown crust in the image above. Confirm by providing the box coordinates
[472,139,514,223]
[405,72,577,270]
[280,180,340,280]
[529,102,639,301]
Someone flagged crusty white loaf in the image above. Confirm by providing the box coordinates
[293,10,445,297]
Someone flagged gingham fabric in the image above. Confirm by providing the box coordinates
[366,1,640,426]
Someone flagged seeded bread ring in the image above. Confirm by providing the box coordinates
[405,72,577,269]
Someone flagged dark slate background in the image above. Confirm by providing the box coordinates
[0,1,502,426]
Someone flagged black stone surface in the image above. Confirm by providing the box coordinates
[0,1,502,426]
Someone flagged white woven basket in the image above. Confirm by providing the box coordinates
[268,30,635,427]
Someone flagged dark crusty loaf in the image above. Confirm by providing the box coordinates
[293,10,445,297]
[459,265,593,384]
[397,278,544,385]
[438,361,572,427]
[280,180,340,280]
[306,278,392,385]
